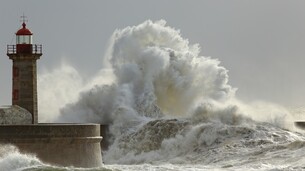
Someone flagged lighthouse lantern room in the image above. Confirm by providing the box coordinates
[16,22,33,53]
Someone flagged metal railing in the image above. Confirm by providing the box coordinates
[7,45,16,54]
[7,44,42,54]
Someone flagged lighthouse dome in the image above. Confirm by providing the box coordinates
[16,23,32,35]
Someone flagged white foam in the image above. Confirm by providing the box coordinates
[34,20,302,169]
[0,144,44,171]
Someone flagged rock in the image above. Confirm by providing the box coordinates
[0,105,32,124]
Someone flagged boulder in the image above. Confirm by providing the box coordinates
[0,105,32,124]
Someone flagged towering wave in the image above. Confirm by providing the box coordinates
[51,20,235,123]
[36,20,301,167]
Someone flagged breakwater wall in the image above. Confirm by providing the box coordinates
[0,124,103,167]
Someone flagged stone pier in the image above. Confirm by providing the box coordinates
[0,124,103,167]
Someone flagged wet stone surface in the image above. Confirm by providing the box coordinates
[0,105,32,124]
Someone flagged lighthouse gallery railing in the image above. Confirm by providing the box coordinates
[7,44,42,55]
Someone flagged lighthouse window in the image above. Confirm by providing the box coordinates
[16,35,32,44]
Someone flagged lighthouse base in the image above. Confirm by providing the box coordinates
[0,124,103,168]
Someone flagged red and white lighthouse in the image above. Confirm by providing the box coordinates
[7,18,42,124]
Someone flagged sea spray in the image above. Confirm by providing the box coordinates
[36,20,302,168]
[38,62,115,123]
[53,19,236,126]
[0,144,43,171]
[0,145,113,171]
[38,63,83,122]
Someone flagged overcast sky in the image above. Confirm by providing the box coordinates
[1,0,305,107]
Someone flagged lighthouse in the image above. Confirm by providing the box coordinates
[6,18,42,124]
[0,17,105,167]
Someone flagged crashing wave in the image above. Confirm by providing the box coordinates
[36,20,298,167]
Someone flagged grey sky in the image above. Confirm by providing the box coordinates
[1,0,305,107]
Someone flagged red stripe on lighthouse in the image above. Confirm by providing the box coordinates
[13,89,19,100]
[13,67,19,78]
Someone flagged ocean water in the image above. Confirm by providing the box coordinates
[2,20,305,171]
[2,117,305,171]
